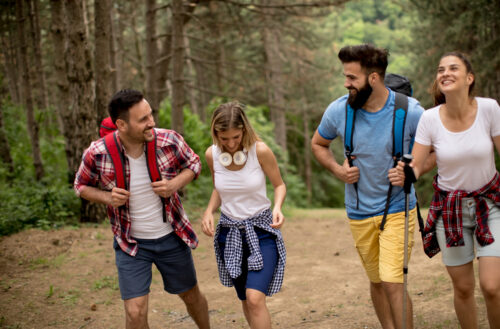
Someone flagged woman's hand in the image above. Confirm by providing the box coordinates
[201,211,215,237]
[270,209,285,229]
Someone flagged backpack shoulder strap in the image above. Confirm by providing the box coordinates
[344,102,356,161]
[380,92,409,231]
[344,102,359,209]
[104,132,127,190]
[145,130,161,183]
[144,129,168,222]
[392,92,408,160]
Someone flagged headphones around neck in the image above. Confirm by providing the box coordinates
[218,150,247,167]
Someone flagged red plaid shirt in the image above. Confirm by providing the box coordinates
[423,172,500,258]
[74,128,201,256]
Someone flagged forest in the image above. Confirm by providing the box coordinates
[0,0,499,235]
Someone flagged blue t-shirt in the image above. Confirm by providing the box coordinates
[317,89,424,219]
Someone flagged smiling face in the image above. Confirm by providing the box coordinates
[216,128,244,154]
[343,62,373,109]
[437,55,474,96]
[119,99,156,143]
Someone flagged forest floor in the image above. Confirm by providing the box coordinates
[0,208,490,329]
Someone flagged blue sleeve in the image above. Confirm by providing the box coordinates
[317,97,346,140]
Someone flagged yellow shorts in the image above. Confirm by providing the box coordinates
[349,208,416,283]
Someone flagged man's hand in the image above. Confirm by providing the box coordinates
[339,158,359,184]
[388,161,405,187]
[110,187,130,208]
[151,178,179,198]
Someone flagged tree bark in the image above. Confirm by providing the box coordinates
[0,3,21,104]
[171,0,185,134]
[261,0,287,151]
[145,0,159,119]
[27,0,48,110]
[0,106,14,177]
[50,0,70,165]
[94,0,112,123]
[109,5,121,93]
[16,0,44,180]
[64,0,104,222]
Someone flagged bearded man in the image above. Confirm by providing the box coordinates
[311,44,425,329]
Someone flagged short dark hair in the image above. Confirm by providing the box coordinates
[108,89,144,124]
[338,44,389,78]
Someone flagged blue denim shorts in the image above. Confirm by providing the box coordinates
[114,233,197,300]
[436,198,500,266]
[218,227,278,300]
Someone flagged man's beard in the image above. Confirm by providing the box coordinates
[347,79,373,110]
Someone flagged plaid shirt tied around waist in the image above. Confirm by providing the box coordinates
[74,128,201,256]
[214,209,286,296]
[423,172,500,258]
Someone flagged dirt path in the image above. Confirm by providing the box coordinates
[0,208,489,328]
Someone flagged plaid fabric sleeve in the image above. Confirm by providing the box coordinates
[74,142,100,196]
[169,131,201,179]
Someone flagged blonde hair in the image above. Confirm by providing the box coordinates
[210,101,260,150]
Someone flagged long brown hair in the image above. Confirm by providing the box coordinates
[210,101,260,150]
[431,51,475,106]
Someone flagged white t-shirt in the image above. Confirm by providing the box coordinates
[213,143,271,220]
[415,97,500,192]
[128,153,173,239]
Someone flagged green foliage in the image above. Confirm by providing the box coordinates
[0,101,80,236]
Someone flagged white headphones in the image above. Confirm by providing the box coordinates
[219,150,247,167]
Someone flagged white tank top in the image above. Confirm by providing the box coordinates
[127,153,173,239]
[213,143,271,220]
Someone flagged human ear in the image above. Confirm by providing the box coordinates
[116,118,127,131]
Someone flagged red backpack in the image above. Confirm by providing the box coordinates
[99,117,167,221]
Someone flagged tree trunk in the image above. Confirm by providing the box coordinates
[109,5,120,93]
[64,0,104,222]
[0,3,21,104]
[145,0,159,119]
[27,0,48,110]
[183,33,200,118]
[94,0,112,123]
[261,1,287,151]
[50,0,70,168]
[171,0,185,134]
[16,0,44,180]
[0,106,14,177]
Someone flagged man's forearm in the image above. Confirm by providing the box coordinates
[80,186,112,206]
[312,144,342,178]
[172,168,196,191]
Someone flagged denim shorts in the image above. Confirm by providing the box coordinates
[436,198,500,266]
[218,227,278,300]
[114,233,197,300]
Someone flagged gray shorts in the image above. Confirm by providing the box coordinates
[114,233,197,300]
[436,197,500,266]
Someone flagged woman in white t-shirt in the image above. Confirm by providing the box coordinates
[201,101,286,329]
[398,52,500,328]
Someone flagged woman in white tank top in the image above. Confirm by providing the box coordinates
[396,52,500,328]
[201,101,286,329]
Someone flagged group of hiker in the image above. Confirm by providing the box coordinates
[74,43,500,329]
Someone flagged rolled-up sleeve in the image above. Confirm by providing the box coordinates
[174,132,201,179]
[74,143,100,196]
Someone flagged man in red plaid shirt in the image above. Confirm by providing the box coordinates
[74,89,210,329]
